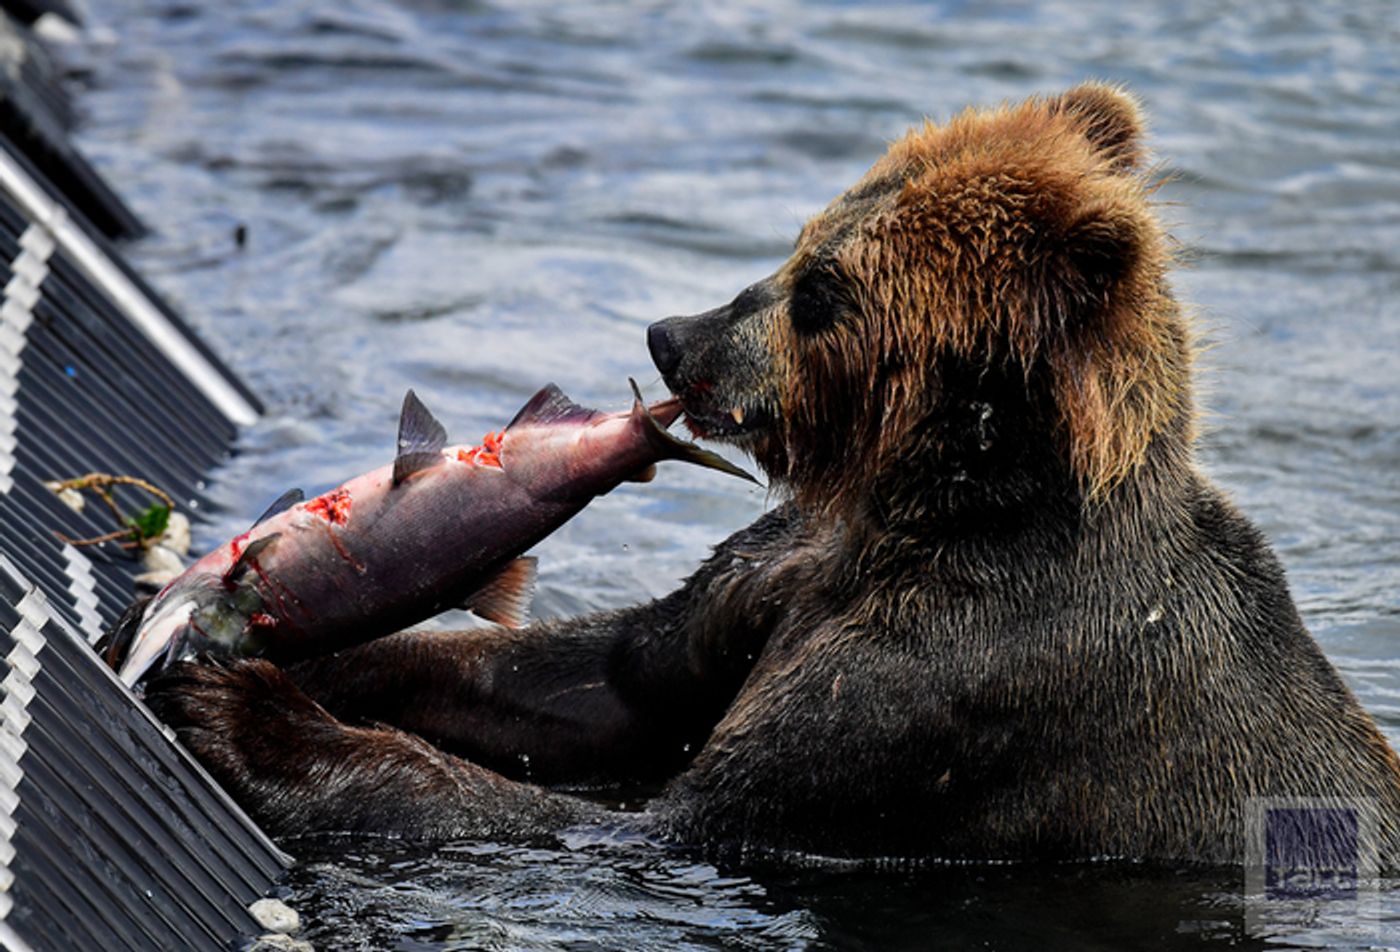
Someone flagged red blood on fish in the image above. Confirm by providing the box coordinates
[454,442,501,468]
[249,612,277,628]
[229,532,250,562]
[306,487,353,524]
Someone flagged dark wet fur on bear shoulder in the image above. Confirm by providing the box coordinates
[143,84,1400,866]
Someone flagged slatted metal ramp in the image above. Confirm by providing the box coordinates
[0,560,290,951]
[0,21,292,950]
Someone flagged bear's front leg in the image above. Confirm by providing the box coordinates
[144,660,599,840]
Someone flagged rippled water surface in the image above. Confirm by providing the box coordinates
[66,0,1400,947]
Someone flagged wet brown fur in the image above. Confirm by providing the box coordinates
[145,85,1400,867]
[741,86,1186,511]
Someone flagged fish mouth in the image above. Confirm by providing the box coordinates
[646,397,685,430]
[661,387,769,443]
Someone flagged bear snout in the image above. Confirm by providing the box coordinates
[647,320,684,377]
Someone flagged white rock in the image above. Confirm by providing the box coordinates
[54,487,85,513]
[250,898,302,934]
[141,544,185,578]
[160,511,192,555]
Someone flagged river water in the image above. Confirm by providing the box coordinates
[67,0,1400,947]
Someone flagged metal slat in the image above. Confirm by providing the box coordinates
[43,255,239,452]
[0,628,239,948]
[26,285,229,470]
[33,273,235,467]
[16,325,213,493]
[8,762,168,950]
[0,581,290,890]
[31,624,289,897]
[0,573,290,951]
[0,503,130,624]
[9,425,161,556]
[0,153,256,427]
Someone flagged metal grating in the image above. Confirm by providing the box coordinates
[0,165,257,643]
[0,23,290,948]
[0,562,290,951]
[0,12,141,242]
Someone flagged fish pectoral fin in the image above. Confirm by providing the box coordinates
[506,383,599,429]
[251,487,305,528]
[463,556,537,629]
[224,532,281,585]
[394,389,450,485]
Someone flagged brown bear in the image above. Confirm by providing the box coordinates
[147,83,1400,866]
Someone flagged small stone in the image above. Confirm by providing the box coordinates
[250,897,302,934]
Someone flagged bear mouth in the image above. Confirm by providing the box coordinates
[671,392,770,444]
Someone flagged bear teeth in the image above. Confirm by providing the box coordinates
[730,406,745,426]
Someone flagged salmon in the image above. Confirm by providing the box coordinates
[115,381,753,686]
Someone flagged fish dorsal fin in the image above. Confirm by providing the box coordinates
[462,556,537,628]
[395,389,449,486]
[225,533,280,585]
[507,384,598,430]
[251,488,304,529]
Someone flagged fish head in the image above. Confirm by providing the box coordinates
[117,576,264,687]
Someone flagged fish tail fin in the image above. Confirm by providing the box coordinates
[628,378,760,484]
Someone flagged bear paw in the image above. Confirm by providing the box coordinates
[144,659,341,809]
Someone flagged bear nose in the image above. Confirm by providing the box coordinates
[647,321,682,377]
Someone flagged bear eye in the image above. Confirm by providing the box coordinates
[789,266,847,335]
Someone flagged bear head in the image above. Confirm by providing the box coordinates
[649,84,1192,525]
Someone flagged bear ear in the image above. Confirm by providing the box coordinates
[1056,198,1144,312]
[1052,82,1146,172]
